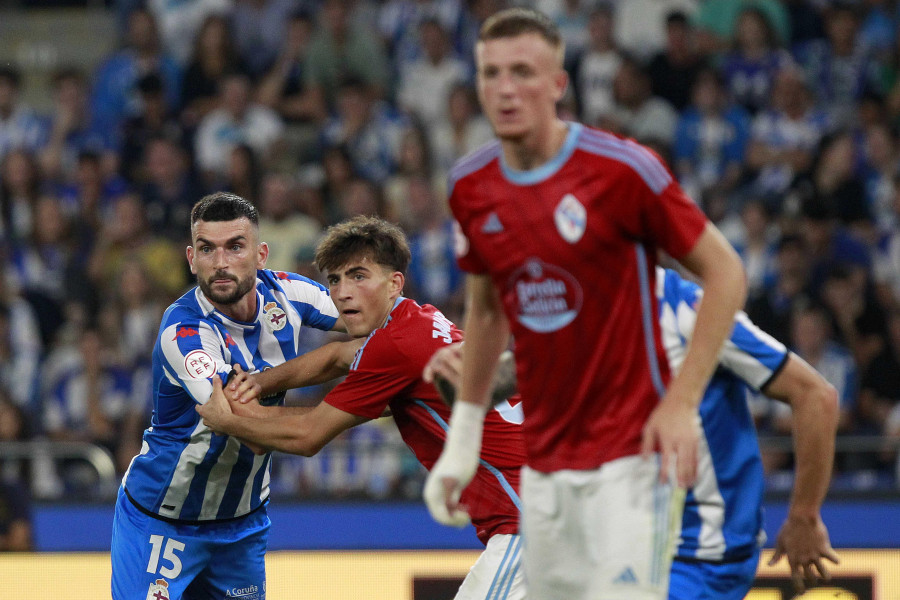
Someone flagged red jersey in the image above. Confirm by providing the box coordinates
[449,123,708,473]
[325,297,526,545]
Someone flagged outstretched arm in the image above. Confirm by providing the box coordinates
[644,223,747,486]
[423,274,507,527]
[230,339,365,403]
[198,375,367,455]
[764,354,840,594]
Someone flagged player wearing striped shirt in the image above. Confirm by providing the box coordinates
[110,192,341,600]
[656,268,839,598]
[197,216,527,600]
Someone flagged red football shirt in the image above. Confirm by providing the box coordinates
[449,123,708,473]
[325,297,525,544]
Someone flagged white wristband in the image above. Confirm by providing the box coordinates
[444,400,486,466]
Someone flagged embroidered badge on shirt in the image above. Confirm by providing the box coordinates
[554,193,586,244]
[263,301,287,331]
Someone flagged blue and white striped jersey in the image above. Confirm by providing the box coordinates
[656,267,789,562]
[122,269,339,522]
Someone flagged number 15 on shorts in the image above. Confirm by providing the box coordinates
[147,535,185,578]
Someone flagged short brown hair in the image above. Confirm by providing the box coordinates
[315,215,411,275]
[479,8,563,52]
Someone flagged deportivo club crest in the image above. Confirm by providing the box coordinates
[146,579,170,600]
[263,301,287,331]
[554,193,586,244]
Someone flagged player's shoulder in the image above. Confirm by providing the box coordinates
[448,139,502,194]
[575,125,673,194]
[160,288,208,328]
[257,269,328,292]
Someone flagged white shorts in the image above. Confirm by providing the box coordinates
[454,533,525,600]
[520,455,684,600]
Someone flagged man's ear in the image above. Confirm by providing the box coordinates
[257,242,269,269]
[186,245,196,275]
[391,271,405,296]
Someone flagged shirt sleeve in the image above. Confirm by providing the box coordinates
[269,270,340,330]
[158,317,230,405]
[673,275,789,391]
[325,333,418,419]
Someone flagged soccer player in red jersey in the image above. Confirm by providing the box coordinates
[197,216,527,599]
[422,8,748,599]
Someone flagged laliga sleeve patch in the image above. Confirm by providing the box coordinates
[184,350,217,379]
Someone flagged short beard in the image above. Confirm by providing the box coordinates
[199,271,256,306]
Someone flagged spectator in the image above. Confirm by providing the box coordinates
[231,0,305,78]
[138,136,206,245]
[647,10,706,112]
[794,1,883,129]
[306,0,391,108]
[255,10,327,127]
[378,0,465,77]
[719,6,794,115]
[223,144,262,205]
[40,68,118,184]
[744,65,829,202]
[319,78,407,184]
[746,234,813,345]
[0,149,42,244]
[613,0,698,63]
[0,393,34,486]
[692,0,790,57]
[7,196,91,348]
[573,5,622,126]
[820,264,887,374]
[384,125,439,229]
[332,177,383,224]
[859,122,898,230]
[119,73,185,184]
[42,327,145,488]
[194,71,285,183]
[87,193,188,300]
[0,270,42,413]
[603,56,679,149]
[179,14,249,130]
[257,171,322,272]
[90,7,182,138]
[672,67,751,202]
[397,19,470,131]
[0,66,47,163]
[428,83,493,175]
[146,0,233,67]
[733,198,779,299]
[874,174,900,309]
[539,0,591,70]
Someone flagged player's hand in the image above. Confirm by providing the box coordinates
[227,364,263,404]
[423,344,464,406]
[196,375,234,434]
[768,513,839,594]
[641,396,700,487]
[423,452,475,528]
[423,401,485,528]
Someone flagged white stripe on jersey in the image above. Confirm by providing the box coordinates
[160,421,213,518]
[199,435,243,520]
[238,454,268,515]
[692,433,727,560]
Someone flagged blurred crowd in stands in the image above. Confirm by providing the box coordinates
[2,0,900,502]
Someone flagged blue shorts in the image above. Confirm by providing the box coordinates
[668,549,761,600]
[111,486,270,600]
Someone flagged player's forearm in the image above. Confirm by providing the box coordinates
[672,250,747,407]
[460,277,510,409]
[224,412,323,456]
[787,384,838,518]
[255,342,350,396]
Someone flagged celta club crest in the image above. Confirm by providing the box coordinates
[146,579,170,600]
[263,301,287,331]
[554,193,586,244]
